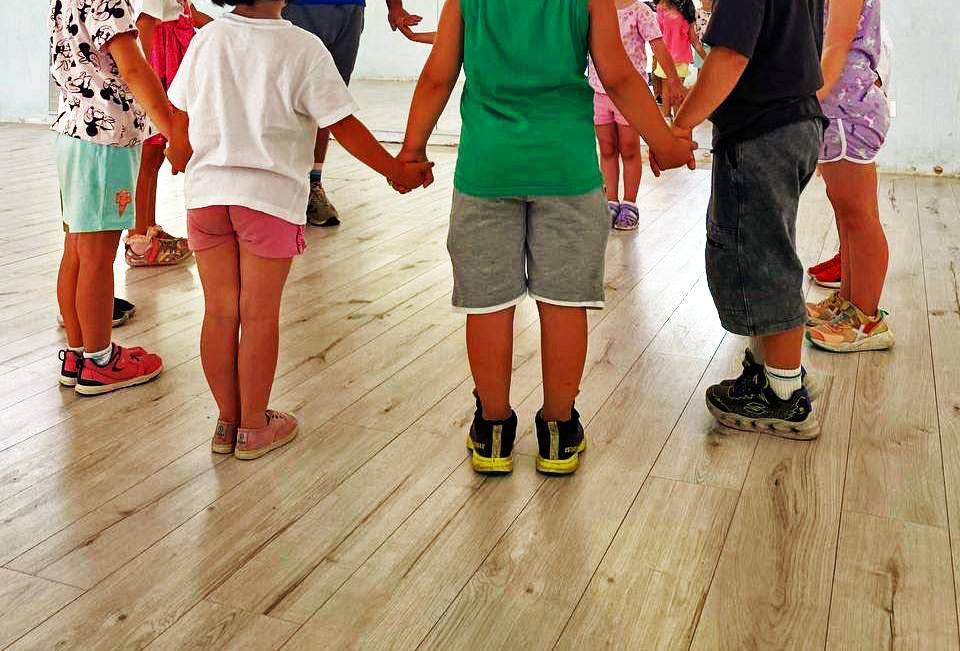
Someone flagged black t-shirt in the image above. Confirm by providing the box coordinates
[704,0,827,146]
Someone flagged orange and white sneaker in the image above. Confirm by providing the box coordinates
[806,303,894,353]
[125,225,192,267]
[235,410,298,460]
[211,420,239,455]
[805,291,848,326]
[75,344,164,395]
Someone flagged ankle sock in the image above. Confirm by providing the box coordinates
[84,344,113,366]
[622,200,637,208]
[310,164,323,182]
[764,364,802,400]
[67,345,84,354]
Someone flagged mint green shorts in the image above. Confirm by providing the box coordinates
[56,135,142,233]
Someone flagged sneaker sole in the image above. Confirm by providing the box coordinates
[59,375,78,387]
[612,224,639,231]
[466,436,513,474]
[805,330,895,353]
[535,439,587,475]
[810,276,842,289]
[234,426,298,461]
[211,442,236,455]
[74,364,164,396]
[706,400,820,441]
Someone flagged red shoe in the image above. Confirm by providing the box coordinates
[235,410,298,460]
[75,344,164,396]
[808,252,841,289]
[211,420,239,454]
[58,349,83,387]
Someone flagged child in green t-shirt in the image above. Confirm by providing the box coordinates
[400,0,696,476]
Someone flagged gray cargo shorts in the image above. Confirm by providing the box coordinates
[706,119,823,336]
[282,4,365,83]
[447,190,610,313]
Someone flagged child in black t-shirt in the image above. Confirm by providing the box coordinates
[672,0,826,439]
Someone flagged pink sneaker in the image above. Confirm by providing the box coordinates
[75,344,164,396]
[211,420,239,455]
[58,349,82,387]
[235,410,298,460]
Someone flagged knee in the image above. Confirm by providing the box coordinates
[829,188,879,230]
[206,292,240,322]
[619,138,640,161]
[597,137,618,160]
[239,294,280,326]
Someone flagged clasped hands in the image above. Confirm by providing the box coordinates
[388,149,436,194]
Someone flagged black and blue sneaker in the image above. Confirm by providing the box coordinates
[534,407,587,475]
[721,349,820,400]
[466,392,517,474]
[706,351,818,440]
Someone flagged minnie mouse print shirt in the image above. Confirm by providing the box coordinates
[49,0,147,147]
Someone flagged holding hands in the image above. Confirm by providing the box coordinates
[649,127,698,177]
[389,149,435,194]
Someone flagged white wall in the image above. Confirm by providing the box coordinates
[4,1,958,175]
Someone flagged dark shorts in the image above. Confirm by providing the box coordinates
[705,119,823,336]
[282,4,365,83]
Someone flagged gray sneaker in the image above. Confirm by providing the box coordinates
[306,180,340,227]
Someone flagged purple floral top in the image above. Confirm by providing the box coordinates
[821,0,888,125]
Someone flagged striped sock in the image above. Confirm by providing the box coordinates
[764,364,802,400]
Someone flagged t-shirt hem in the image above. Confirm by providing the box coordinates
[185,197,307,226]
[50,127,144,148]
[453,179,603,198]
[312,102,359,129]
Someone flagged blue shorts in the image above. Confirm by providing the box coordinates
[57,135,141,233]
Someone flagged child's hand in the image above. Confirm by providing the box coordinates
[165,134,193,175]
[667,79,688,108]
[649,127,697,177]
[389,150,435,193]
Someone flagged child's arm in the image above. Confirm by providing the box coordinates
[166,109,192,173]
[107,32,174,138]
[191,9,214,28]
[649,38,686,105]
[688,22,708,60]
[136,13,159,59]
[330,115,434,191]
[401,0,463,159]
[399,24,437,45]
[819,0,863,101]
[673,46,747,130]
[590,0,695,172]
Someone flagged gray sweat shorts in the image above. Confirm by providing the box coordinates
[282,4,365,83]
[447,190,610,313]
[706,119,823,336]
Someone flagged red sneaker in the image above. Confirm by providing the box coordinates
[58,349,82,387]
[235,410,298,460]
[211,420,239,455]
[808,252,841,289]
[75,344,164,396]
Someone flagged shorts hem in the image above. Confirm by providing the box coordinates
[528,292,604,310]
[63,220,134,234]
[452,293,526,315]
[718,313,807,337]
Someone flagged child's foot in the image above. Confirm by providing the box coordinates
[466,396,517,474]
[534,408,587,475]
[124,225,192,267]
[75,344,164,396]
[58,297,136,328]
[805,291,847,326]
[706,352,818,440]
[235,410,298,460]
[306,180,340,227]
[211,420,239,454]
[806,303,894,353]
[612,202,640,231]
[807,252,842,288]
[606,200,620,227]
[58,349,82,387]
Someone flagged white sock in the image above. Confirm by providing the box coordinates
[607,200,620,207]
[84,344,113,366]
[764,364,802,400]
[749,337,765,363]
[622,200,637,208]
[67,345,84,353]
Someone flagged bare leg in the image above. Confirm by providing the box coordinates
[538,302,588,422]
[596,124,620,202]
[617,124,642,203]
[759,326,804,370]
[466,308,515,421]
[237,245,294,430]
[132,143,165,236]
[315,128,330,167]
[196,241,242,425]
[57,233,82,349]
[75,231,122,352]
[821,161,887,316]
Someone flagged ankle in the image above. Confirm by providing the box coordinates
[240,412,268,430]
[541,406,574,422]
[481,406,512,421]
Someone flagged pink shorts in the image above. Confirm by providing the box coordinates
[594,92,628,126]
[187,206,306,259]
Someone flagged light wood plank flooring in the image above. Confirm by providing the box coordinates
[1,123,959,649]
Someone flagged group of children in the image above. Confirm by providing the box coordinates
[50,0,889,470]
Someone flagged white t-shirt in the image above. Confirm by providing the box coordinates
[137,0,188,21]
[167,13,358,225]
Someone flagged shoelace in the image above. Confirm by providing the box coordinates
[733,368,762,397]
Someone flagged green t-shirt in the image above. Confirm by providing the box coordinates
[455,0,603,197]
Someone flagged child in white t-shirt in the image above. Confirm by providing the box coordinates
[167,0,433,461]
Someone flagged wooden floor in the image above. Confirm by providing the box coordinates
[1,122,959,650]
